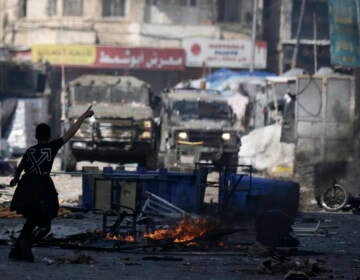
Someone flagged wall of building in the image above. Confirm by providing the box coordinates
[263,0,282,74]
[2,0,145,47]
[1,0,255,49]
[264,0,330,74]
[143,0,216,25]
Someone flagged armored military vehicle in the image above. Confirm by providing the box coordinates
[61,74,160,171]
[159,89,240,170]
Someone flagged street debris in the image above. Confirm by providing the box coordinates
[257,256,328,278]
[55,251,96,265]
[41,257,55,265]
[142,256,183,262]
[0,205,21,218]
[247,242,273,257]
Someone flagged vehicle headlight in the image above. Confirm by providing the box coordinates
[144,120,152,130]
[177,131,188,140]
[221,132,231,141]
[72,142,87,149]
[140,131,151,139]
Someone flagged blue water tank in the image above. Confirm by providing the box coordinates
[220,174,300,217]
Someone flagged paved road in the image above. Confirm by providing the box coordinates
[1,158,360,279]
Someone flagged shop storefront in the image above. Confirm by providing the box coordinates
[31,44,185,94]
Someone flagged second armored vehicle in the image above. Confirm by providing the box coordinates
[158,89,240,170]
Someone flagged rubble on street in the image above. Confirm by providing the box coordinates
[0,159,360,279]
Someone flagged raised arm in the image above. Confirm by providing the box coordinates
[62,105,94,144]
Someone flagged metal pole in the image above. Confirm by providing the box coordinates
[0,101,2,156]
[0,0,4,44]
[60,16,66,121]
[291,0,306,69]
[250,0,258,72]
[313,11,318,73]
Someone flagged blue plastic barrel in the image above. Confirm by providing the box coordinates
[220,174,300,217]
[140,169,206,213]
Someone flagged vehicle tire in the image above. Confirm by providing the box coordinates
[164,150,176,170]
[61,143,77,172]
[214,153,238,173]
[157,152,165,169]
[320,183,349,212]
[145,152,157,171]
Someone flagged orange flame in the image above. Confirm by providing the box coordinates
[105,232,135,242]
[144,215,213,243]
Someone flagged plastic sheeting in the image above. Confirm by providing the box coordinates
[238,124,295,173]
[7,98,49,155]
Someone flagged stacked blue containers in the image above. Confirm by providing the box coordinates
[82,167,207,213]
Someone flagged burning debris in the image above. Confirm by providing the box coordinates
[102,213,220,248]
[144,214,215,244]
[105,232,135,243]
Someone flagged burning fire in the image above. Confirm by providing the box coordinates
[105,232,135,242]
[144,215,213,243]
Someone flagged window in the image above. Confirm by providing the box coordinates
[18,0,27,18]
[217,0,241,23]
[47,0,57,16]
[102,0,126,17]
[63,0,83,16]
[291,0,329,40]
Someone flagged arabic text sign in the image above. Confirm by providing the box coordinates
[182,38,267,69]
[32,45,96,65]
[95,46,185,70]
[329,0,360,66]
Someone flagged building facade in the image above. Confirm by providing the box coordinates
[0,0,267,137]
[263,0,330,74]
[0,0,265,92]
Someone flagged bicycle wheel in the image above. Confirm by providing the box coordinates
[320,183,349,212]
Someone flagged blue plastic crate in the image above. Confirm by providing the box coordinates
[82,167,206,213]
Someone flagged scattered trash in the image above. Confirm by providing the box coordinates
[284,270,309,279]
[41,257,55,265]
[257,256,328,278]
[247,242,273,257]
[0,206,21,218]
[142,256,183,262]
[55,251,95,265]
[122,262,141,266]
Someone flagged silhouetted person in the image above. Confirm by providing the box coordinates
[8,105,94,262]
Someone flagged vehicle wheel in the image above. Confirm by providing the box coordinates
[320,183,349,212]
[214,153,238,173]
[145,152,157,171]
[61,143,77,172]
[164,151,176,169]
[157,152,165,169]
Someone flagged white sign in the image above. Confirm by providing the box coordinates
[182,38,267,69]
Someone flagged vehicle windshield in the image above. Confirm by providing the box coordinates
[172,100,231,120]
[73,85,149,104]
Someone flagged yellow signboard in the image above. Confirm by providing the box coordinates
[32,45,96,65]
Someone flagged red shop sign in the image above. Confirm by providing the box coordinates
[95,46,185,70]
